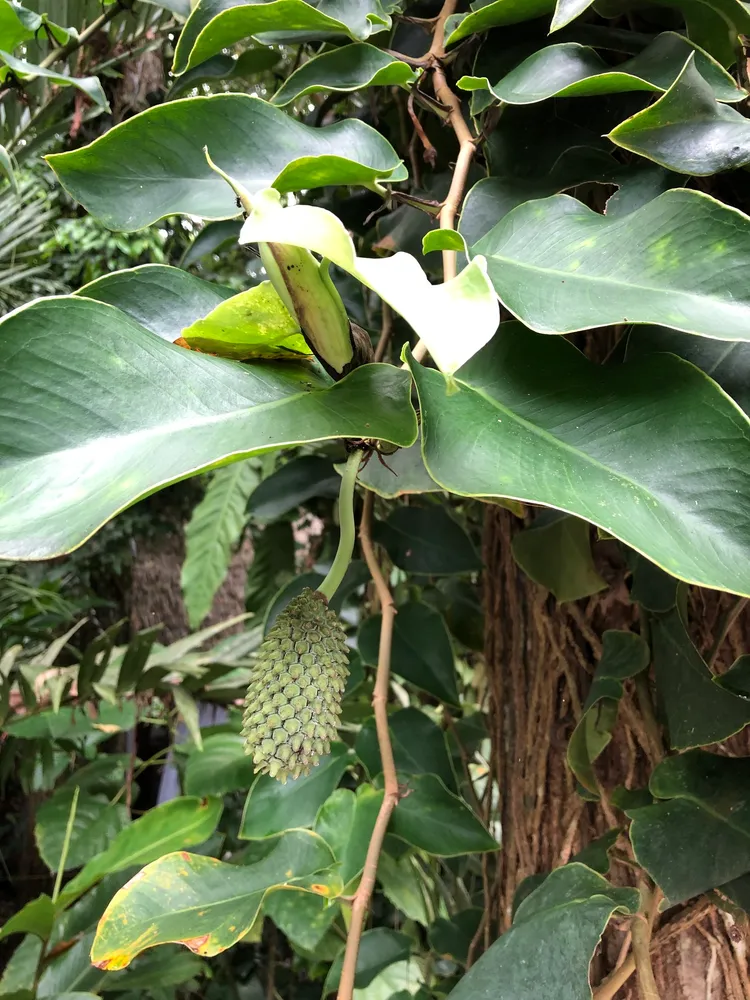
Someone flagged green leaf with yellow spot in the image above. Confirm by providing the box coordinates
[178,281,311,361]
[90,830,342,969]
[472,189,750,340]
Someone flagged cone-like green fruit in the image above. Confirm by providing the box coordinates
[242,588,349,783]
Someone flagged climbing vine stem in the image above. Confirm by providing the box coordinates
[336,491,400,1000]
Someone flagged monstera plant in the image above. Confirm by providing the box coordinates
[3,0,750,995]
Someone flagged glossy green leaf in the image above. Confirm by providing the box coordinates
[0,895,54,942]
[35,788,129,873]
[182,460,259,628]
[458,33,743,105]
[239,189,499,374]
[263,560,368,633]
[168,48,282,98]
[0,934,41,993]
[512,513,606,602]
[374,506,481,575]
[356,440,441,498]
[0,296,417,560]
[628,552,681,612]
[59,796,223,907]
[272,44,417,105]
[100,947,207,991]
[174,0,392,73]
[714,654,750,696]
[385,773,498,856]
[627,325,750,415]
[448,864,638,1000]
[356,707,457,791]
[0,50,109,111]
[445,0,556,47]
[249,455,340,520]
[180,220,243,268]
[631,751,750,902]
[324,928,411,995]
[179,282,309,360]
[264,890,340,952]
[91,830,341,969]
[76,265,234,343]
[36,933,104,996]
[459,148,621,248]
[377,850,430,924]
[567,631,649,793]
[173,685,203,751]
[314,784,383,886]
[358,602,459,705]
[472,189,750,339]
[651,609,750,749]
[240,742,350,839]
[47,95,405,231]
[429,909,483,965]
[610,55,750,175]
[407,326,750,597]
[3,702,136,742]
[0,0,35,51]
[185,733,258,797]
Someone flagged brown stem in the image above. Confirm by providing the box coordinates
[593,886,664,1000]
[374,303,393,363]
[407,90,437,165]
[632,880,662,1000]
[336,492,400,1000]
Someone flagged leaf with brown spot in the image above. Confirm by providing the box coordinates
[91,830,342,968]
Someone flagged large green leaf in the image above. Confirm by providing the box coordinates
[272,44,417,105]
[185,733,259,797]
[77,265,234,342]
[358,602,460,704]
[356,707,457,791]
[651,609,750,749]
[386,773,498,856]
[407,326,750,597]
[175,0,393,73]
[240,743,351,839]
[324,928,411,995]
[249,455,340,520]
[472,189,750,339]
[356,439,441,498]
[445,0,556,47]
[314,784,383,887]
[458,33,743,104]
[181,460,259,628]
[374,506,481,576]
[90,830,341,969]
[447,864,638,1000]
[631,751,750,902]
[264,889,340,952]
[0,895,54,943]
[609,55,750,174]
[35,787,129,873]
[0,296,416,560]
[47,95,405,231]
[567,630,649,793]
[626,325,750,415]
[58,796,223,907]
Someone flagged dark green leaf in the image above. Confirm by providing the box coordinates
[651,609,750,749]
[715,654,750,696]
[458,33,743,104]
[447,864,638,1000]
[473,189,750,340]
[0,297,417,560]
[374,506,481,575]
[185,733,258,797]
[428,909,483,965]
[324,928,411,995]
[610,55,750,174]
[239,743,351,839]
[358,602,459,704]
[272,44,417,105]
[356,440,441,498]
[248,455,340,520]
[355,707,457,791]
[445,0,556,48]
[384,773,498,856]
[116,627,161,696]
[0,895,54,943]
[567,631,649,793]
[91,830,341,969]
[0,50,108,111]
[168,48,281,98]
[407,327,750,597]
[512,513,606,602]
[180,220,243,268]
[264,890,340,952]
[263,560,369,633]
[47,95,405,232]
[631,750,750,902]
[314,784,383,887]
[627,552,680,612]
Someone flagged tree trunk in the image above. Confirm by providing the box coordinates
[481,505,750,999]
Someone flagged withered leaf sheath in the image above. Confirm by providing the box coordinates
[242,588,349,782]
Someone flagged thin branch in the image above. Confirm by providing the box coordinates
[374,303,393,363]
[336,492,400,1000]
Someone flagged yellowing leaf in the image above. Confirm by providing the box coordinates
[180,281,311,361]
